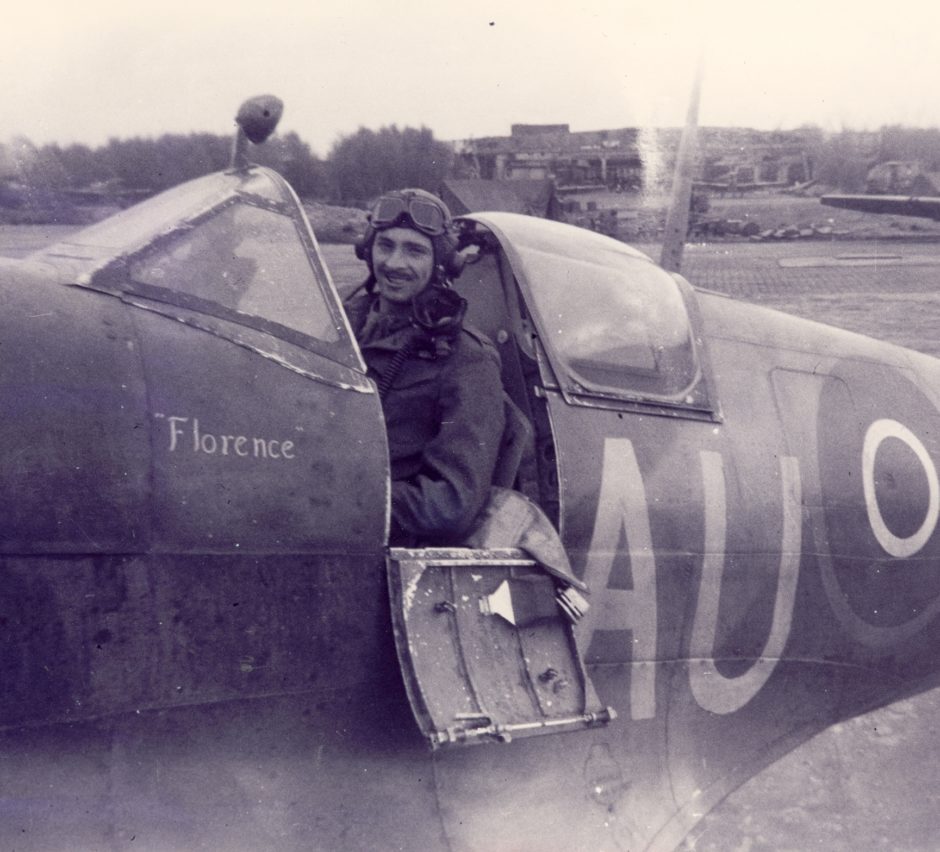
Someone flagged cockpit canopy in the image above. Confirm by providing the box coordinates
[462,213,711,413]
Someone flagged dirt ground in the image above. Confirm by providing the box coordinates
[705,193,940,240]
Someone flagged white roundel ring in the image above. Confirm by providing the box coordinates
[862,418,939,558]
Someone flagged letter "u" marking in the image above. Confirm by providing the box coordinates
[689,452,802,715]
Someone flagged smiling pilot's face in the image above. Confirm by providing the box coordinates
[372,226,435,306]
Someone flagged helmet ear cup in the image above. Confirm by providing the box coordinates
[444,249,466,279]
[354,228,373,263]
[436,232,466,281]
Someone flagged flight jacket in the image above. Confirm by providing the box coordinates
[345,290,505,545]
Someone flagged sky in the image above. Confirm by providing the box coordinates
[3,0,940,156]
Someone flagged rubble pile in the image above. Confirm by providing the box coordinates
[689,217,838,241]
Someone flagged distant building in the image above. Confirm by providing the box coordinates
[453,124,817,194]
[696,127,817,190]
[454,124,645,190]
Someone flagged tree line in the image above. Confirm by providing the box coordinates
[6,121,940,218]
[809,125,940,192]
[1,124,454,209]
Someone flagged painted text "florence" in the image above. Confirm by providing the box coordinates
[157,414,297,460]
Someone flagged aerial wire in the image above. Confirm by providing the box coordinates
[660,49,705,273]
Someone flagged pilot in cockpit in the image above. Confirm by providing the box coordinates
[343,189,505,546]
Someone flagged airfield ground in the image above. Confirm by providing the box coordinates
[4,223,940,849]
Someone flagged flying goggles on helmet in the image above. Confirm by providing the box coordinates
[369,193,450,236]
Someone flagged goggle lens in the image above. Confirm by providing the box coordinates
[371,195,447,235]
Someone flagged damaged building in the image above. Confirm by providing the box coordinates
[453,124,816,195]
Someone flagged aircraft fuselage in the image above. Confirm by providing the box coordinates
[3,172,940,850]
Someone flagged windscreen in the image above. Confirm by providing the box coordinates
[36,173,242,262]
[128,202,340,344]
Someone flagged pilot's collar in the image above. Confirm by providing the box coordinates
[358,297,412,348]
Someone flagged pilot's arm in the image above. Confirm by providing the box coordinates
[390,333,505,544]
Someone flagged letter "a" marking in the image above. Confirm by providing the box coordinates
[579,438,657,721]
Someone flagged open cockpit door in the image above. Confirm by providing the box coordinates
[388,547,614,749]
